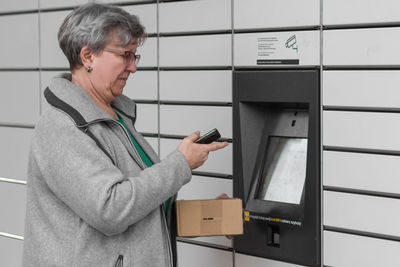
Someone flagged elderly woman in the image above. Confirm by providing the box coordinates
[22,3,227,267]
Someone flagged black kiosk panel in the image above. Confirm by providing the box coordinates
[233,70,320,266]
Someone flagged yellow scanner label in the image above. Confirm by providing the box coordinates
[244,211,250,221]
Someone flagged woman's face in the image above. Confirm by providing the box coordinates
[90,38,138,103]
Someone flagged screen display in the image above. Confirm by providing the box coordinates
[256,137,307,205]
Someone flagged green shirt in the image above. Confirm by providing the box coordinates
[115,113,171,213]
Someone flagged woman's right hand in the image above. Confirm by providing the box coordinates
[177,131,228,170]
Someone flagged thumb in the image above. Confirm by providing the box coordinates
[185,131,200,142]
[206,141,228,152]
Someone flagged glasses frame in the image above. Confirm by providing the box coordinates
[103,48,141,65]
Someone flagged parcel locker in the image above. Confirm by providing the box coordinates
[233,70,320,266]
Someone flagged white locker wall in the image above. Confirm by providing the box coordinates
[40,10,70,68]
[159,0,231,33]
[0,14,39,68]
[122,4,157,35]
[0,72,40,125]
[322,0,400,266]
[323,71,400,108]
[1,0,399,266]
[323,0,400,25]
[234,0,319,30]
[0,0,37,12]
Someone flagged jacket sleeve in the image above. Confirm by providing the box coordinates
[31,111,192,236]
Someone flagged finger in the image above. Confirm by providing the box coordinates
[205,141,228,152]
[185,131,200,142]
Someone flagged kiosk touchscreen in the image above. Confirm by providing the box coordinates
[256,136,307,205]
[233,70,320,266]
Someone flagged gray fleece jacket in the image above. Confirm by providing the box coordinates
[22,73,191,267]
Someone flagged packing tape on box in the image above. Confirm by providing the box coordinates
[200,200,222,235]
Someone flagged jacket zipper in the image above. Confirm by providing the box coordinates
[114,255,123,267]
[161,205,174,267]
[113,119,174,267]
[111,120,147,169]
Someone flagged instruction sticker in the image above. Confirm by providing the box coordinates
[257,34,300,65]
[244,211,302,227]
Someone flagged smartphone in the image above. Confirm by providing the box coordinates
[195,128,221,144]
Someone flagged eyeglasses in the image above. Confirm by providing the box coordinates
[103,48,141,65]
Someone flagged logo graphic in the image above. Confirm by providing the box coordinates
[285,35,298,53]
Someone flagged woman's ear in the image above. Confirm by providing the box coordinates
[80,46,94,68]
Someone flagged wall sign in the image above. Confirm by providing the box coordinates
[257,34,300,65]
[234,31,320,67]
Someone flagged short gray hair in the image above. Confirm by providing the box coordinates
[58,3,146,70]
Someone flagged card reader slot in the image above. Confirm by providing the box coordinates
[267,224,280,248]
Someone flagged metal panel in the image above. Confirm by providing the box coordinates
[137,37,157,67]
[160,138,232,175]
[159,35,231,67]
[324,191,400,237]
[0,127,34,181]
[0,182,26,236]
[324,28,400,66]
[159,105,232,138]
[135,103,158,134]
[40,11,71,68]
[160,71,232,102]
[159,0,231,33]
[124,71,158,101]
[323,151,400,194]
[123,4,157,34]
[324,0,400,25]
[323,111,400,151]
[235,253,305,267]
[234,0,319,30]
[0,14,39,68]
[177,242,232,267]
[0,72,40,125]
[234,31,320,67]
[177,175,232,200]
[323,70,400,108]
[0,0,38,12]
[324,231,400,267]
[39,0,87,9]
[0,236,24,267]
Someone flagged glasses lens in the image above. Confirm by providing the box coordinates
[120,50,140,65]
[134,54,140,65]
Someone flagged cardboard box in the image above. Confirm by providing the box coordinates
[176,198,243,237]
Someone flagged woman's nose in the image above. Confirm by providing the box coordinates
[126,60,137,73]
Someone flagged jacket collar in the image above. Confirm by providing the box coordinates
[46,73,136,125]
